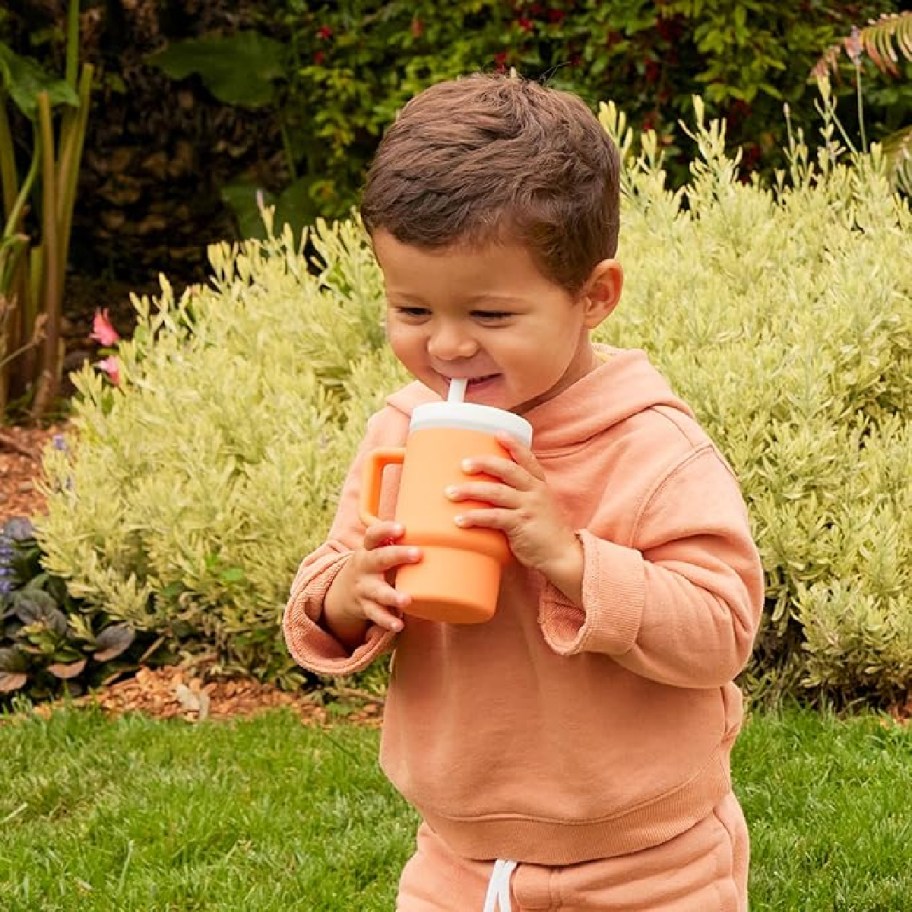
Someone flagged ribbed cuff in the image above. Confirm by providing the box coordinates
[283,551,396,675]
[539,529,645,656]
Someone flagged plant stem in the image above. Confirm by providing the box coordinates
[0,96,19,225]
[2,146,38,245]
[33,92,61,419]
[56,64,94,284]
[855,64,867,153]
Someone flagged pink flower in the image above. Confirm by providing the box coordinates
[90,308,120,346]
[96,356,121,386]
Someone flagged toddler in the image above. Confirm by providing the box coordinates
[284,73,764,912]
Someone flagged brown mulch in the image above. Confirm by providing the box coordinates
[0,423,64,525]
[31,666,384,727]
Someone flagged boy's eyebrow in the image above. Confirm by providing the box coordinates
[385,291,528,308]
[464,292,523,305]
[385,291,429,304]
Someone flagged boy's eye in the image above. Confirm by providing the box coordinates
[395,307,430,318]
[472,311,511,321]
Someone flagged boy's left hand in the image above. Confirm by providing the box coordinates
[445,433,583,604]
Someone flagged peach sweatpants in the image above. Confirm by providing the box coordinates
[397,792,749,911]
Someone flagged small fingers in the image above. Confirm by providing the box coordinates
[362,600,405,633]
[452,508,513,531]
[461,455,540,489]
[445,481,518,507]
[359,580,410,632]
[363,520,406,550]
[493,435,546,480]
[363,543,422,575]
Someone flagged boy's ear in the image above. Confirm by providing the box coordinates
[579,258,623,329]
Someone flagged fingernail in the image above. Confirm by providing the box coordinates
[461,459,474,472]
[445,485,458,499]
[454,515,467,527]
[408,548,421,560]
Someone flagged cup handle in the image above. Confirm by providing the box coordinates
[359,448,405,526]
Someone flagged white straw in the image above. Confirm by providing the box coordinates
[447,378,467,403]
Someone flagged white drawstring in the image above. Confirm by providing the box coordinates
[482,859,517,912]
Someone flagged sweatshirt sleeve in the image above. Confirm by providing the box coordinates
[282,413,399,676]
[538,445,764,688]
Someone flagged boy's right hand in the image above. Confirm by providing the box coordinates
[323,521,421,644]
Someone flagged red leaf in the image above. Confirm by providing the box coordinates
[47,659,87,679]
[0,672,27,693]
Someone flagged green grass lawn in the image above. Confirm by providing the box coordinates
[1,705,910,911]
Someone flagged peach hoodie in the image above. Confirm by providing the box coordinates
[283,346,764,866]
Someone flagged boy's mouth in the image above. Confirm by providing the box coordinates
[466,374,499,388]
[442,373,500,393]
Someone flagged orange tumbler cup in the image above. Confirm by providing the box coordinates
[360,402,533,624]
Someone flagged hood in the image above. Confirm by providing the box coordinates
[384,345,692,453]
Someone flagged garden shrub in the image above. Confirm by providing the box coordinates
[0,514,157,703]
[37,216,407,684]
[598,100,912,705]
[144,1,905,226]
[37,108,912,707]
[248,0,904,218]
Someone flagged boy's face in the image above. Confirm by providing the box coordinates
[374,231,621,415]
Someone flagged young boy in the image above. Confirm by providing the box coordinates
[284,74,764,911]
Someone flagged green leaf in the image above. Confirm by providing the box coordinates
[0,645,27,673]
[146,32,286,108]
[218,567,245,584]
[220,181,275,240]
[274,177,320,239]
[0,42,78,119]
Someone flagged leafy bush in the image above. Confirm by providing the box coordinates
[37,215,407,686]
[599,99,912,705]
[37,108,912,707]
[148,0,905,225]
[0,516,146,702]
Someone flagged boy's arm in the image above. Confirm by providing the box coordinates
[538,446,764,689]
[283,413,403,676]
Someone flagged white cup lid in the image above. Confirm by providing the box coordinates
[410,402,533,447]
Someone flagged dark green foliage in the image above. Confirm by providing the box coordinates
[0,516,156,703]
[150,0,906,226]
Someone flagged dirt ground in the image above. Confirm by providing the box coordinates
[0,424,62,525]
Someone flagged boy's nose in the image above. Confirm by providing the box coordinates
[427,324,478,361]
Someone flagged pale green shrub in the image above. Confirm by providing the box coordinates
[598,100,912,703]
[38,217,407,680]
[38,107,912,703]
